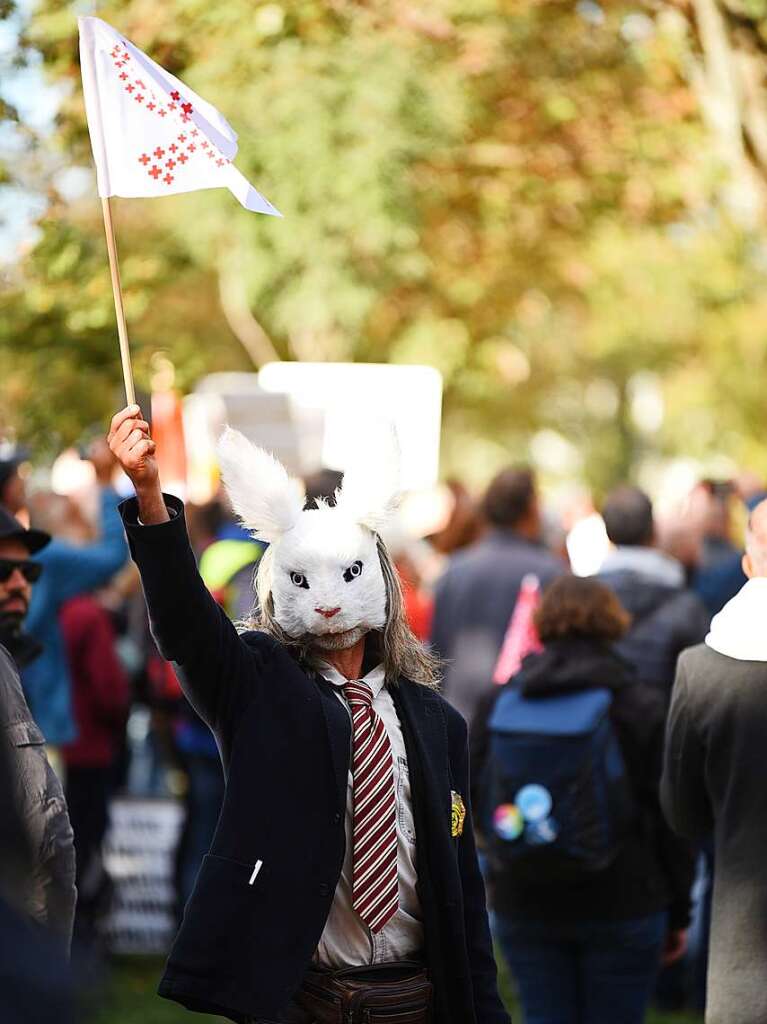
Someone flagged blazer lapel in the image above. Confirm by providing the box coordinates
[393,680,461,1024]
[393,681,452,827]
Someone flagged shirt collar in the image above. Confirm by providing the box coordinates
[317,660,386,697]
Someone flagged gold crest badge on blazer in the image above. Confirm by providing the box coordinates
[451,790,466,838]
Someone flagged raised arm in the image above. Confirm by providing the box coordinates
[42,487,128,603]
[107,406,168,525]
[107,406,269,735]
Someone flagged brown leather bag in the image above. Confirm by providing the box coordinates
[295,961,432,1024]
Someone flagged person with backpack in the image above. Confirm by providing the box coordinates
[471,575,694,1024]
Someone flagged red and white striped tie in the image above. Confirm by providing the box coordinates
[344,680,399,933]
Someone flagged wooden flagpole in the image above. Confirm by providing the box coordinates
[100,196,136,406]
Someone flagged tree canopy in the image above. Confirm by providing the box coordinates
[2,0,767,493]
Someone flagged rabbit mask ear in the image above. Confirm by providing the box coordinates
[217,427,303,543]
[334,427,401,534]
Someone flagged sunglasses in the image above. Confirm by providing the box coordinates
[0,559,43,584]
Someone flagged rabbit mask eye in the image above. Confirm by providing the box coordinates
[290,571,309,590]
[343,560,363,583]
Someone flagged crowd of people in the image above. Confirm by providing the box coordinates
[0,412,765,1023]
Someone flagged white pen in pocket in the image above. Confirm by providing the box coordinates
[249,860,263,885]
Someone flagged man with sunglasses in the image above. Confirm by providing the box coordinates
[0,510,45,668]
[0,506,77,948]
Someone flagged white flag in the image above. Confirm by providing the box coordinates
[78,16,281,216]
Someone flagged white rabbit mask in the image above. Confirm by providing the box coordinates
[217,428,400,650]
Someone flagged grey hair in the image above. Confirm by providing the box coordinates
[246,537,441,688]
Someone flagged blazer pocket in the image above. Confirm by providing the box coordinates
[171,852,265,974]
[207,851,262,874]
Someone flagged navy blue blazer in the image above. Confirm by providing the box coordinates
[120,496,510,1024]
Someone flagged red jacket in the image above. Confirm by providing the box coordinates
[60,595,129,767]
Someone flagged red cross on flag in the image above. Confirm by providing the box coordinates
[78,16,281,216]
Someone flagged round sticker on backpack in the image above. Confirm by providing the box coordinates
[515,784,553,823]
[493,804,524,841]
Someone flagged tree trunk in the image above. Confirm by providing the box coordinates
[684,0,767,223]
[217,259,280,368]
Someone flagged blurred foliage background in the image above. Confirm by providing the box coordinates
[3,0,767,494]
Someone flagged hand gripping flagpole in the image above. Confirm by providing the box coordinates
[100,196,136,406]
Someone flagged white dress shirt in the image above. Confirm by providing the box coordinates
[314,661,424,967]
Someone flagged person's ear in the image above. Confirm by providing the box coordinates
[742,552,753,580]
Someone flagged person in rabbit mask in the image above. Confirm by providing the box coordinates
[108,406,508,1024]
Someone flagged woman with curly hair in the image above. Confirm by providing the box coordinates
[472,574,694,1024]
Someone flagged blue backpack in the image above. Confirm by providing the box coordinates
[482,685,633,881]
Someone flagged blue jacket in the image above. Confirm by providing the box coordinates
[22,488,128,744]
